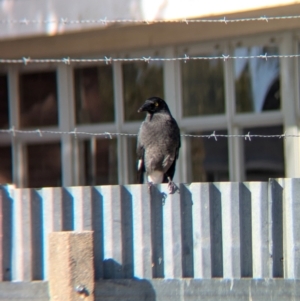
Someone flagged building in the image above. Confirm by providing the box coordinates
[0,0,300,188]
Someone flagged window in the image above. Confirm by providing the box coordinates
[181,53,225,117]
[19,71,58,127]
[74,65,114,124]
[0,74,9,128]
[0,146,12,184]
[1,34,292,188]
[127,136,138,184]
[235,46,280,113]
[27,143,61,188]
[0,74,12,185]
[83,138,118,185]
[122,61,164,121]
[243,125,284,181]
[189,130,229,182]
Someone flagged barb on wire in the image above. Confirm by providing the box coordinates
[209,131,218,141]
[0,128,299,140]
[60,18,68,24]
[104,132,113,139]
[2,14,300,25]
[260,15,269,23]
[222,17,228,25]
[0,53,298,65]
[245,132,251,141]
[184,54,189,63]
[143,56,151,63]
[280,131,287,139]
[101,17,107,26]
[36,129,43,137]
[22,57,31,65]
[222,54,230,61]
[260,53,268,61]
[72,128,78,139]
[104,56,112,65]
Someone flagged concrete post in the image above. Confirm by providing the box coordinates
[48,231,94,301]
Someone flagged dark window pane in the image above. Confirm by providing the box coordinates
[0,74,9,128]
[123,61,164,121]
[244,125,284,181]
[181,55,225,117]
[27,143,61,188]
[84,138,118,185]
[74,66,114,124]
[0,146,12,184]
[128,136,138,184]
[189,130,229,182]
[19,71,58,127]
[235,46,280,113]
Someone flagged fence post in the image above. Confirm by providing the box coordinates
[48,231,94,301]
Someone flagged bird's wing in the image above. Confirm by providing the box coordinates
[163,145,180,183]
[163,121,181,182]
[136,138,145,184]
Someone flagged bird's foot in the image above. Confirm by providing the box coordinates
[167,180,179,194]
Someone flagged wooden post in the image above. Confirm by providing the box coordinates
[48,231,94,301]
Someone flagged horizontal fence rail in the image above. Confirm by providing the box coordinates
[0,179,300,282]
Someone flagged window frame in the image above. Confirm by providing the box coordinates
[2,31,299,187]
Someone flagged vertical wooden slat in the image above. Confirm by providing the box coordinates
[239,183,252,277]
[91,187,104,280]
[218,182,241,278]
[126,184,152,279]
[209,183,223,277]
[11,189,32,281]
[100,185,123,278]
[191,183,212,278]
[0,187,6,281]
[162,184,182,279]
[42,187,63,280]
[68,186,93,231]
[269,179,284,278]
[0,188,4,281]
[247,182,269,278]
[1,186,13,281]
[30,189,43,280]
[281,178,300,279]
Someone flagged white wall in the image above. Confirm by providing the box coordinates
[0,0,299,39]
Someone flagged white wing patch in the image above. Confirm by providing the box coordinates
[148,171,164,184]
[137,159,143,171]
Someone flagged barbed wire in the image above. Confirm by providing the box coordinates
[0,53,297,65]
[0,14,300,25]
[0,128,295,141]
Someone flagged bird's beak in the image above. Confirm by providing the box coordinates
[137,101,151,113]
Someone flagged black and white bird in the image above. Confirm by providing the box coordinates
[137,96,181,194]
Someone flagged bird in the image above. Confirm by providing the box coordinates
[136,96,181,194]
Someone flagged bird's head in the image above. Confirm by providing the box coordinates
[137,97,170,114]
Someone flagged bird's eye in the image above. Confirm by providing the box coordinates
[155,102,159,107]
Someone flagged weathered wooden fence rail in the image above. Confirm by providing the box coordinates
[1,178,300,284]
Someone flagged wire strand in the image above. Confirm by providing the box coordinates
[0,53,296,65]
[1,14,300,25]
[0,128,295,140]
